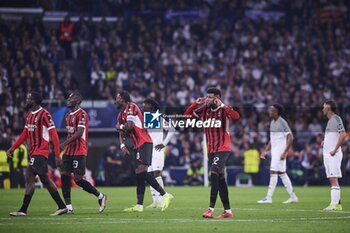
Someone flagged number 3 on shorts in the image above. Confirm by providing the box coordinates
[213,157,219,165]
[29,157,35,166]
[73,160,78,169]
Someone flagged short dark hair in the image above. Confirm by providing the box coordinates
[73,91,82,100]
[272,103,284,115]
[31,91,42,105]
[118,91,130,102]
[143,98,160,111]
[324,100,337,113]
[206,87,221,97]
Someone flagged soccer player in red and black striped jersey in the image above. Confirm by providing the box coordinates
[60,91,106,214]
[6,92,67,216]
[115,91,173,212]
[184,87,240,219]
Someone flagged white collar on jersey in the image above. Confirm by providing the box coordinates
[31,107,43,114]
[70,108,81,115]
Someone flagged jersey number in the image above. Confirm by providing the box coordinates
[73,160,79,169]
[29,157,35,166]
[213,157,219,165]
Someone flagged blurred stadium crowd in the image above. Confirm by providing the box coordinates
[1,0,350,187]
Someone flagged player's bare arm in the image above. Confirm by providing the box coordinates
[60,126,84,150]
[119,129,129,156]
[280,134,294,160]
[260,141,271,159]
[330,131,346,156]
[117,120,134,133]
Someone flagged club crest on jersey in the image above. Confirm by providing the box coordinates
[27,124,36,132]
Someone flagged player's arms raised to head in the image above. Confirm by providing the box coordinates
[60,126,84,150]
[223,105,240,121]
[6,128,28,157]
[184,98,205,118]
[214,98,240,121]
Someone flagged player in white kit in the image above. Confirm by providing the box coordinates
[322,100,346,211]
[258,104,298,204]
[142,98,175,208]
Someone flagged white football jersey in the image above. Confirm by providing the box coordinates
[323,114,345,154]
[270,116,292,152]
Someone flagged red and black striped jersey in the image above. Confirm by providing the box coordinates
[63,108,88,156]
[185,102,240,154]
[25,107,56,157]
[117,102,152,149]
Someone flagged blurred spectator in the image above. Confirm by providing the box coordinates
[58,16,74,59]
[103,144,134,186]
[10,143,28,188]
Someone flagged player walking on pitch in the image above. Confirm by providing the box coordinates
[322,100,345,211]
[184,87,240,219]
[257,104,298,204]
[6,92,67,216]
[116,91,173,212]
[142,98,175,208]
[60,91,107,214]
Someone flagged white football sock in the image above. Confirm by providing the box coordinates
[279,173,294,196]
[98,193,104,199]
[66,204,73,210]
[267,174,278,199]
[150,186,157,204]
[155,176,164,204]
[331,186,340,205]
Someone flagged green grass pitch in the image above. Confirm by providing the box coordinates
[1,186,349,233]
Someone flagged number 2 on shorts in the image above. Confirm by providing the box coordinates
[213,157,219,165]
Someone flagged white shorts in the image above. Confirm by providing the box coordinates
[147,149,164,172]
[270,147,286,172]
[323,152,343,178]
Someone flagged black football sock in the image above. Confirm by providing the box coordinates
[210,173,219,208]
[61,175,71,205]
[142,172,166,196]
[19,194,33,213]
[136,173,146,205]
[219,176,230,210]
[50,191,67,209]
[76,179,100,197]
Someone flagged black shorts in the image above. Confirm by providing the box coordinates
[208,151,231,174]
[28,155,48,176]
[136,143,153,166]
[61,155,86,175]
